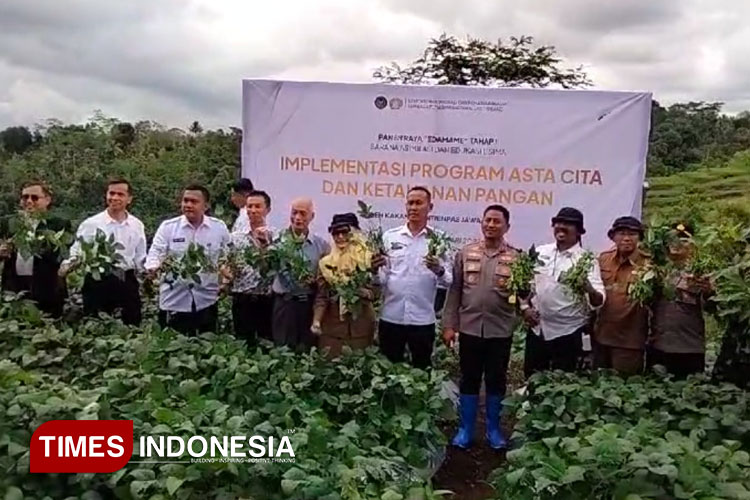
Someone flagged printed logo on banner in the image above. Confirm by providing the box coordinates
[389,97,404,110]
[31,420,134,473]
[374,96,388,109]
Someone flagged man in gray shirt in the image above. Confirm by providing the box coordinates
[271,198,330,350]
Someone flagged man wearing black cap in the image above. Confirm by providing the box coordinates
[520,207,605,377]
[593,216,650,375]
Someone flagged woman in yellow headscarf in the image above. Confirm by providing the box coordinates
[312,213,378,358]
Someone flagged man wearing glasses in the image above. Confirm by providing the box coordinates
[0,182,71,317]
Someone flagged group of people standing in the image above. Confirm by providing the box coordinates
[0,178,713,452]
[445,208,713,451]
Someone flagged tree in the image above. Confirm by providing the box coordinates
[189,121,204,135]
[111,122,136,148]
[646,101,746,174]
[374,33,590,88]
[0,126,34,154]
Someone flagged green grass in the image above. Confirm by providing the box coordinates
[645,153,750,216]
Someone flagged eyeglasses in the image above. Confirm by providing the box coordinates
[21,194,40,201]
[331,228,351,237]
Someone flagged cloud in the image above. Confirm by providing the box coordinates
[1,0,749,130]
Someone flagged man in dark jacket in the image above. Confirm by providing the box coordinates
[0,182,70,317]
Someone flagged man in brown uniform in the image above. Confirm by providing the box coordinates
[443,204,518,450]
[648,222,713,378]
[593,216,650,375]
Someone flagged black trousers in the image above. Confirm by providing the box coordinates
[272,294,315,351]
[11,275,32,292]
[459,333,513,396]
[434,287,447,317]
[524,328,583,379]
[158,302,218,336]
[646,347,705,379]
[82,271,141,325]
[378,320,435,370]
[232,293,273,345]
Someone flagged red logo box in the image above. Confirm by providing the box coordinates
[30,420,133,473]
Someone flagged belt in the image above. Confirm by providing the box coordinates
[235,292,271,299]
[275,292,314,302]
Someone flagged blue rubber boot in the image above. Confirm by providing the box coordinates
[451,394,479,449]
[485,395,508,450]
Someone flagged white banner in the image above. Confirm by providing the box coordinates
[242,80,651,251]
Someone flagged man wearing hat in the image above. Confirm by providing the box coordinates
[520,207,606,377]
[593,216,650,375]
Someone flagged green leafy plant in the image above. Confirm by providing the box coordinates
[426,229,454,259]
[324,264,373,318]
[160,242,216,288]
[69,229,125,281]
[357,200,386,255]
[640,218,679,268]
[507,245,541,305]
[491,370,750,500]
[557,250,595,303]
[6,212,72,260]
[0,294,453,500]
[627,264,658,306]
[267,232,313,288]
[712,253,750,325]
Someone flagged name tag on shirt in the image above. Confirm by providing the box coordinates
[172,237,186,243]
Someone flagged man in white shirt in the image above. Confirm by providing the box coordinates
[60,178,147,325]
[271,198,330,350]
[230,178,254,234]
[146,184,230,336]
[224,190,275,345]
[373,186,452,369]
[520,207,605,377]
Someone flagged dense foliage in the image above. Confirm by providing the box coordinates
[649,103,750,176]
[373,34,590,89]
[0,297,452,500]
[0,114,240,234]
[491,370,750,500]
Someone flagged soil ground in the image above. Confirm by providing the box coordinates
[432,358,524,499]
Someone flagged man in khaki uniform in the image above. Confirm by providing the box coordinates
[648,222,713,378]
[593,216,650,375]
[443,204,518,450]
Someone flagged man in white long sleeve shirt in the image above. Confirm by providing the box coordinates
[230,178,254,233]
[145,184,230,335]
[60,178,147,325]
[520,207,605,377]
[373,186,452,369]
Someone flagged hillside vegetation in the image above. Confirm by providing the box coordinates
[645,151,750,218]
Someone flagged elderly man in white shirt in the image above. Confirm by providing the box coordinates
[146,184,230,336]
[60,178,147,325]
[271,198,330,351]
[373,186,452,370]
[520,207,605,377]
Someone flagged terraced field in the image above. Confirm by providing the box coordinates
[645,152,750,215]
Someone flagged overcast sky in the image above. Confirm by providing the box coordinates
[1,0,747,130]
